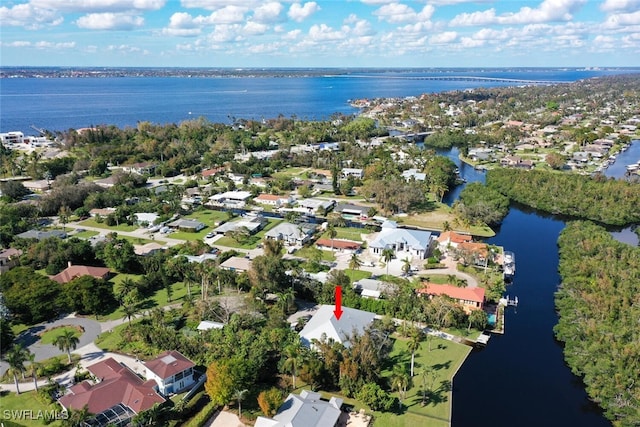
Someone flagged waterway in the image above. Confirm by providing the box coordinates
[443,149,613,426]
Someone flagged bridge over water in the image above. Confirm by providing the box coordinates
[344,74,560,85]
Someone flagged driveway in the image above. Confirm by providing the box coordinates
[0,314,101,378]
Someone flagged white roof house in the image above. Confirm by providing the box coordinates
[254,390,343,427]
[353,278,394,299]
[369,221,435,260]
[213,215,267,235]
[197,320,225,331]
[401,168,427,181]
[295,198,335,214]
[299,305,376,349]
[264,222,315,246]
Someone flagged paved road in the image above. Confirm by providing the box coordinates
[64,222,186,247]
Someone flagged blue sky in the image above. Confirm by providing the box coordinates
[1,0,639,67]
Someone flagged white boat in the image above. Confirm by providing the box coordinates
[503,251,516,279]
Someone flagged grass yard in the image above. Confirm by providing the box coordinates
[393,204,495,238]
[79,218,138,232]
[72,230,99,239]
[294,246,336,262]
[377,335,472,426]
[118,234,159,245]
[322,226,370,242]
[271,167,309,179]
[344,269,372,282]
[38,325,82,345]
[0,391,63,427]
[214,219,282,249]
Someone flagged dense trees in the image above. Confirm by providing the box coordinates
[555,221,640,425]
[454,182,510,226]
[0,267,61,323]
[487,169,640,226]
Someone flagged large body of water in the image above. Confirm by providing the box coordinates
[2,68,636,426]
[0,68,633,134]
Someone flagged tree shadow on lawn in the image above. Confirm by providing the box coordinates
[15,325,46,347]
[410,380,452,407]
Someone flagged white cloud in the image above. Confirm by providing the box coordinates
[459,37,484,47]
[592,34,616,49]
[31,0,165,12]
[76,13,144,30]
[107,44,150,54]
[206,5,247,24]
[0,3,63,29]
[373,3,435,24]
[601,10,640,29]
[244,21,268,35]
[282,28,302,39]
[429,31,457,44]
[253,2,284,23]
[600,0,640,13]
[162,12,201,36]
[429,0,493,4]
[0,40,32,47]
[0,40,75,49]
[180,0,259,9]
[308,23,345,40]
[208,24,242,42]
[288,2,320,22]
[450,0,587,26]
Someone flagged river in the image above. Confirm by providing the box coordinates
[444,149,615,426]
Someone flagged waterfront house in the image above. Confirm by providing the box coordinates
[144,350,196,395]
[437,231,473,253]
[265,222,316,246]
[456,242,490,268]
[334,202,370,218]
[401,168,427,182]
[0,248,22,275]
[299,305,376,349]
[209,190,252,208]
[369,221,435,260]
[295,198,335,215]
[254,390,343,427]
[58,358,165,427]
[213,214,267,236]
[50,263,111,284]
[416,282,485,313]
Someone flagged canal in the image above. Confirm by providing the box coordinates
[439,147,617,426]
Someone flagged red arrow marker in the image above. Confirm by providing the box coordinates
[334,285,343,320]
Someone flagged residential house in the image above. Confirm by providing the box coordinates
[500,155,534,169]
[90,208,116,218]
[265,222,316,246]
[134,242,165,257]
[179,253,219,264]
[122,162,156,175]
[299,305,376,349]
[353,278,394,299]
[219,256,252,273]
[0,248,22,274]
[333,203,370,218]
[369,221,435,260]
[144,351,196,395]
[212,214,267,235]
[15,229,67,241]
[341,168,364,179]
[94,176,117,189]
[209,190,252,208]
[201,167,226,179]
[167,219,206,232]
[436,231,473,252]
[416,283,485,313]
[315,238,361,253]
[401,168,427,182]
[58,358,165,427]
[50,263,111,284]
[134,212,159,226]
[254,193,292,207]
[468,148,494,162]
[22,180,50,193]
[456,242,490,268]
[254,390,343,427]
[196,320,225,332]
[295,198,335,215]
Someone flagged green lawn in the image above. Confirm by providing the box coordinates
[294,246,336,262]
[72,230,99,239]
[119,234,160,245]
[79,218,138,232]
[271,167,309,179]
[344,269,372,282]
[0,390,63,426]
[377,335,472,426]
[321,227,369,242]
[38,325,82,345]
[214,219,282,249]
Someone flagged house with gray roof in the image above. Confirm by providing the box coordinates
[334,203,370,218]
[254,390,343,427]
[167,219,206,232]
[353,278,395,299]
[15,229,67,241]
[264,222,315,246]
[299,305,376,349]
[369,221,435,260]
[401,168,427,182]
[212,214,266,235]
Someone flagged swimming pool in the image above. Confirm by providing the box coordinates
[488,313,497,326]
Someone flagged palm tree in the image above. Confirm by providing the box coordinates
[122,303,138,327]
[282,342,304,390]
[263,238,284,257]
[391,364,410,407]
[407,329,423,377]
[401,257,412,277]
[234,389,249,418]
[4,344,29,394]
[55,330,80,364]
[381,248,395,275]
[116,277,138,305]
[61,404,92,427]
[327,224,337,251]
[442,221,452,232]
[28,351,42,391]
[348,253,363,271]
[58,205,71,232]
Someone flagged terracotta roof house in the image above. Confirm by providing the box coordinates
[254,390,343,427]
[299,305,376,349]
[0,248,22,275]
[456,242,490,267]
[201,167,226,178]
[315,238,361,252]
[416,283,485,313]
[58,358,165,426]
[50,264,111,284]
[144,351,196,395]
[437,231,473,251]
[254,193,292,207]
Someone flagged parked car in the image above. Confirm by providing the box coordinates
[206,232,215,238]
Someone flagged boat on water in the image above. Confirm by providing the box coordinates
[503,250,516,280]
